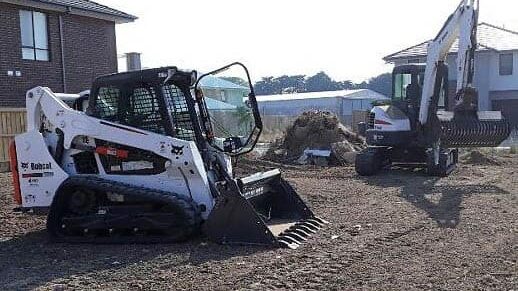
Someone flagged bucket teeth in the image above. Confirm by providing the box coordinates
[278,234,301,244]
[278,237,300,249]
[276,217,330,249]
[297,222,319,232]
[303,220,323,229]
[287,228,311,238]
[295,224,317,234]
[312,217,330,225]
[306,219,324,227]
[280,231,307,242]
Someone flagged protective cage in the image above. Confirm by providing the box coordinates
[204,169,327,249]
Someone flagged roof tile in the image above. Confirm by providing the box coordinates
[384,23,518,62]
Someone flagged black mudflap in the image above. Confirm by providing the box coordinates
[204,169,327,249]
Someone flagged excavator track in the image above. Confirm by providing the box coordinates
[47,176,202,244]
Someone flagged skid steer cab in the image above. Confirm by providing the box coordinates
[9,62,326,249]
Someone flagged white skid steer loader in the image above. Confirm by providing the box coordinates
[9,63,326,249]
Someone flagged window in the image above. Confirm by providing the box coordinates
[393,73,412,100]
[499,53,513,76]
[96,87,120,120]
[164,84,196,141]
[19,10,49,61]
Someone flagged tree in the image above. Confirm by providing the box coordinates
[254,75,307,95]
[276,75,306,93]
[305,72,338,92]
[255,77,276,95]
[253,71,392,97]
[365,73,392,96]
[336,80,354,90]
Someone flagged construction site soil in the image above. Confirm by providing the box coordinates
[1,154,517,290]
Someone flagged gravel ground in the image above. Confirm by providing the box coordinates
[0,155,517,290]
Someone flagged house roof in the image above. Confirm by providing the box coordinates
[198,75,249,90]
[255,89,389,102]
[1,0,137,23]
[384,23,518,62]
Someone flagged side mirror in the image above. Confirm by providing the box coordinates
[195,63,262,155]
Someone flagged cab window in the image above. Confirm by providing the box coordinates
[393,73,412,100]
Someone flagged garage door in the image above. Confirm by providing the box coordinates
[492,99,518,129]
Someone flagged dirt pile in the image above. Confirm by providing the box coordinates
[461,150,502,166]
[265,111,366,164]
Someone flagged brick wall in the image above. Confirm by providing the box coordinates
[62,14,118,93]
[0,2,118,108]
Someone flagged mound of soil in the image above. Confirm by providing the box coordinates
[461,150,501,166]
[265,111,366,164]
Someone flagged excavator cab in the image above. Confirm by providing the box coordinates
[391,64,449,131]
[392,65,448,114]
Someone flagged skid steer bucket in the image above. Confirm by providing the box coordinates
[204,169,326,249]
[438,111,511,148]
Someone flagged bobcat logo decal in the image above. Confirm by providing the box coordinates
[171,145,184,156]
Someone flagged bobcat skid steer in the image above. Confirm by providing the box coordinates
[9,63,326,249]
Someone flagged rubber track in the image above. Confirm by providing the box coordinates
[47,176,202,244]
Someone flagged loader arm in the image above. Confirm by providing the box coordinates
[419,0,478,125]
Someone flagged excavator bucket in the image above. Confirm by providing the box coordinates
[438,111,511,148]
[204,169,327,249]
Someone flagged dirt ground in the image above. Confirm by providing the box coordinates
[0,155,517,290]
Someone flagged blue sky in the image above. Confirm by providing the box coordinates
[98,0,518,82]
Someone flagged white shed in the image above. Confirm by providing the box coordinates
[255,89,388,125]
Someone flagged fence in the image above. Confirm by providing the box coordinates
[260,115,297,141]
[0,108,27,172]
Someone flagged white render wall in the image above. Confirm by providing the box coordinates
[488,51,518,92]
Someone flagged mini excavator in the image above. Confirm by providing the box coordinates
[356,0,510,176]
